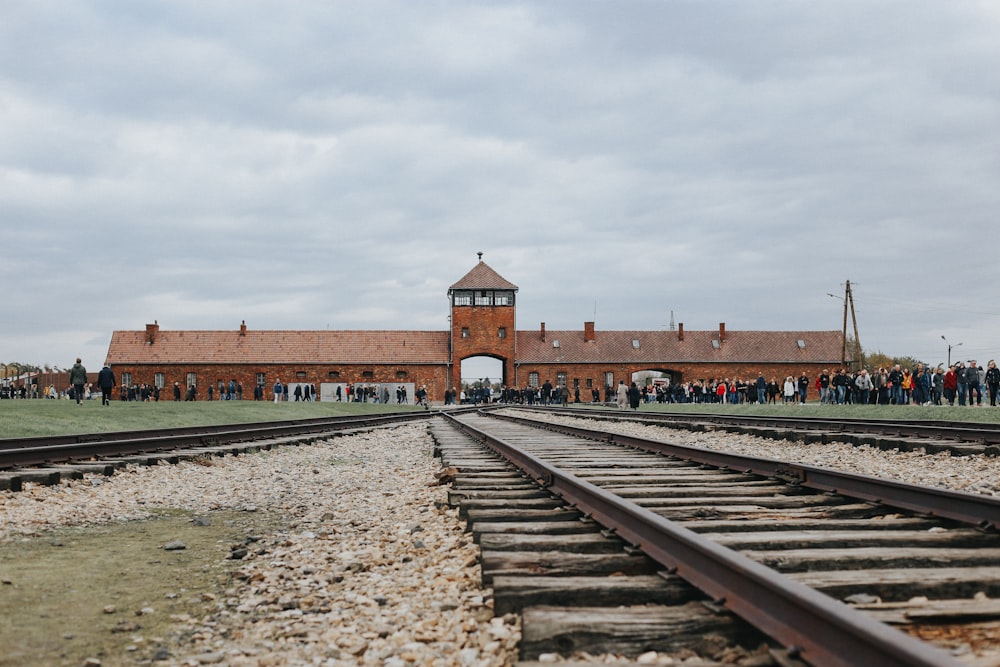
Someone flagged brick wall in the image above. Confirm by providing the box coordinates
[112,364,451,401]
[450,304,516,389]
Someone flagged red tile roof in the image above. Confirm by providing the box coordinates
[515,329,845,365]
[107,326,845,366]
[106,329,451,365]
[449,261,518,291]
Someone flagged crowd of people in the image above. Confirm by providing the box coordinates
[6,359,1000,409]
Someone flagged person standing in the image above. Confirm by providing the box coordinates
[797,372,810,405]
[616,380,628,410]
[97,364,116,406]
[783,376,796,404]
[931,366,944,406]
[69,358,87,405]
[273,379,284,403]
[955,362,967,406]
[985,360,1000,407]
[627,382,641,410]
[854,369,873,405]
[965,361,982,407]
[755,373,767,405]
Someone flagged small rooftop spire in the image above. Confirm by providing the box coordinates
[477,251,483,262]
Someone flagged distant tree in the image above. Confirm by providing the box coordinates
[856,345,928,372]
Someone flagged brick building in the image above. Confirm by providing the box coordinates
[104,259,847,401]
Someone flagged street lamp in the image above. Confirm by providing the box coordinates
[827,292,848,368]
[941,336,962,367]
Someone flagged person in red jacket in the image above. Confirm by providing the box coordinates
[943,365,958,406]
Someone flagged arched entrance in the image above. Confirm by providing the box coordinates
[631,368,681,404]
[460,356,504,403]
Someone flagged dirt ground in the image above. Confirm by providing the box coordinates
[0,509,280,667]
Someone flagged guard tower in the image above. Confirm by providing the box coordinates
[448,254,518,390]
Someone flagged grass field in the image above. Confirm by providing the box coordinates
[2,397,999,439]
[0,399,424,439]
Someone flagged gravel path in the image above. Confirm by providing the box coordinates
[0,423,519,667]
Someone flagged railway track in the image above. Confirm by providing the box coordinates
[536,405,1000,455]
[0,411,430,491]
[432,409,1000,666]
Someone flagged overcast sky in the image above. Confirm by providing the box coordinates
[2,1,998,378]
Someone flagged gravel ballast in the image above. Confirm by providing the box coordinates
[4,413,1000,666]
[0,423,519,667]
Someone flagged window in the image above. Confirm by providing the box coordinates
[295,371,307,379]
[475,292,491,306]
[256,372,267,386]
[557,372,567,387]
[498,327,507,339]
[528,372,539,388]
[552,339,560,348]
[396,370,408,378]
[604,371,614,388]
[495,292,512,306]
[632,339,640,349]
[186,372,197,388]
[586,378,593,388]
[362,371,374,378]
[327,370,340,378]
[122,372,133,387]
[154,373,165,389]
[461,328,469,338]
[453,291,472,306]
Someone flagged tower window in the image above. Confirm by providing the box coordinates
[462,327,469,338]
[498,327,507,339]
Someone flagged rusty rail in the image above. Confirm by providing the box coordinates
[443,411,965,667]
[496,411,1000,530]
[0,412,431,469]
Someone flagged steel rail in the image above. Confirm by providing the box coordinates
[442,411,963,667]
[494,411,1000,530]
[538,405,1000,445]
[0,412,432,469]
[0,411,430,451]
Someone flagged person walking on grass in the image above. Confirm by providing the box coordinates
[69,358,87,405]
[97,365,116,406]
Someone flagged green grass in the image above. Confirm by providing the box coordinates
[564,400,1000,424]
[0,399,424,439]
[4,398,999,439]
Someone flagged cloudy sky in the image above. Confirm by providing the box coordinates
[2,1,998,377]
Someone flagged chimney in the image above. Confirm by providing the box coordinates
[540,322,546,342]
[719,322,726,343]
[145,321,159,344]
[239,320,247,336]
[584,321,595,342]
[678,323,684,341]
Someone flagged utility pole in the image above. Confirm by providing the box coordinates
[829,281,863,371]
[846,280,862,370]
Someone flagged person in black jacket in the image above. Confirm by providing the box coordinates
[985,361,1000,407]
[627,382,641,410]
[97,365,116,406]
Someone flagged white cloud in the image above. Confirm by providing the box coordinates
[1,1,999,370]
